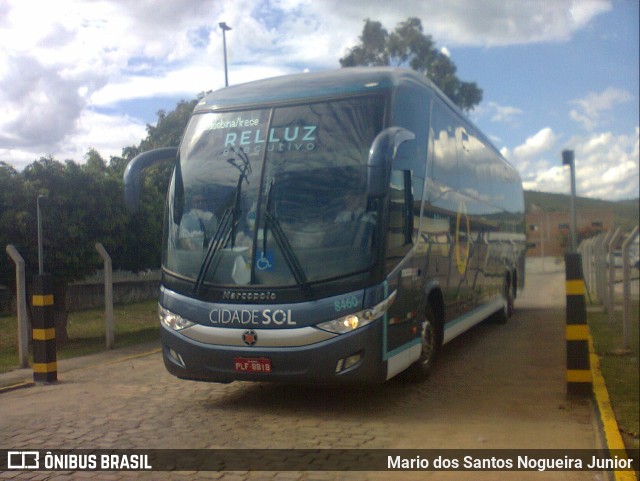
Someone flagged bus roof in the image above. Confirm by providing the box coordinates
[195,67,517,174]
[196,67,433,111]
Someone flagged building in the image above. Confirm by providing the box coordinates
[525,208,614,257]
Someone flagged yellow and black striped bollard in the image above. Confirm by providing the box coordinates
[565,253,591,396]
[32,274,57,383]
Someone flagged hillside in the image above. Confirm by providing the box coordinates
[525,190,639,231]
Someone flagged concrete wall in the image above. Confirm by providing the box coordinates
[0,286,10,314]
[65,280,161,311]
[0,280,160,315]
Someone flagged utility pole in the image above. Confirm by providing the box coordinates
[562,150,577,253]
[219,22,232,87]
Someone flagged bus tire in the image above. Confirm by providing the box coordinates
[408,303,442,380]
[495,274,514,324]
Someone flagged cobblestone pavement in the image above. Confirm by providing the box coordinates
[1,265,605,480]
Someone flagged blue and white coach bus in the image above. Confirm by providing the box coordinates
[124,68,526,384]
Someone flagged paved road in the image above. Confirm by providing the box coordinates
[0,261,606,480]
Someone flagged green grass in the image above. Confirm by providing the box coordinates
[0,300,160,373]
[588,301,640,453]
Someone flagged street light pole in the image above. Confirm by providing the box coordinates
[562,150,577,254]
[561,148,590,396]
[37,194,45,275]
[219,22,232,87]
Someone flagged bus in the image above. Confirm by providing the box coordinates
[124,67,526,384]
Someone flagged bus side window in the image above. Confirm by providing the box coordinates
[387,170,413,259]
[430,102,458,192]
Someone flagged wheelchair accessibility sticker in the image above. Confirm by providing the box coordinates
[256,251,274,271]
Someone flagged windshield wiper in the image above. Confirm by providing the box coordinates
[193,207,233,295]
[193,149,251,294]
[227,149,251,248]
[263,179,314,299]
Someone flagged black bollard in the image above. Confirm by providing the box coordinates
[565,253,591,396]
[32,274,57,383]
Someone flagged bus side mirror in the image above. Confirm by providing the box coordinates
[367,127,416,198]
[123,147,178,213]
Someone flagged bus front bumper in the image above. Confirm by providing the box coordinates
[160,322,386,385]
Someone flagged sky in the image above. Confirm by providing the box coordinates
[0,0,638,200]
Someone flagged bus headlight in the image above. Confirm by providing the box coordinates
[317,291,396,334]
[159,305,195,331]
[317,313,371,334]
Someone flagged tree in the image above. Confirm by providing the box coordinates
[0,99,196,318]
[140,99,197,151]
[14,156,132,341]
[340,18,483,111]
[0,162,26,290]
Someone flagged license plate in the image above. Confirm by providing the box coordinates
[234,357,272,373]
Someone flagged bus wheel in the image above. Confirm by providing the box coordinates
[409,304,441,380]
[495,275,514,324]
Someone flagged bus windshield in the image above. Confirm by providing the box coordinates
[163,96,386,291]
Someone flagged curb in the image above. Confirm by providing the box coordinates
[0,346,161,394]
[89,347,162,367]
[589,335,638,481]
[0,380,34,394]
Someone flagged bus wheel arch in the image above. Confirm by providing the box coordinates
[408,288,444,380]
[495,271,514,324]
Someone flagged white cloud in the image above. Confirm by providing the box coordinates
[91,68,217,106]
[0,55,105,149]
[475,101,523,124]
[0,0,222,165]
[522,165,568,194]
[513,127,557,160]
[512,127,639,200]
[570,128,639,199]
[0,0,622,174]
[307,0,612,47]
[0,148,35,172]
[70,110,148,161]
[0,110,147,171]
[569,87,634,131]
[213,0,614,71]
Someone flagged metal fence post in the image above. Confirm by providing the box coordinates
[589,237,598,300]
[621,226,639,351]
[580,239,595,305]
[578,239,591,298]
[592,234,603,303]
[598,230,614,306]
[95,243,114,349]
[6,245,29,368]
[607,228,622,319]
[585,238,595,300]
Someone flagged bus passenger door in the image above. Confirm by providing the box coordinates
[383,170,422,362]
